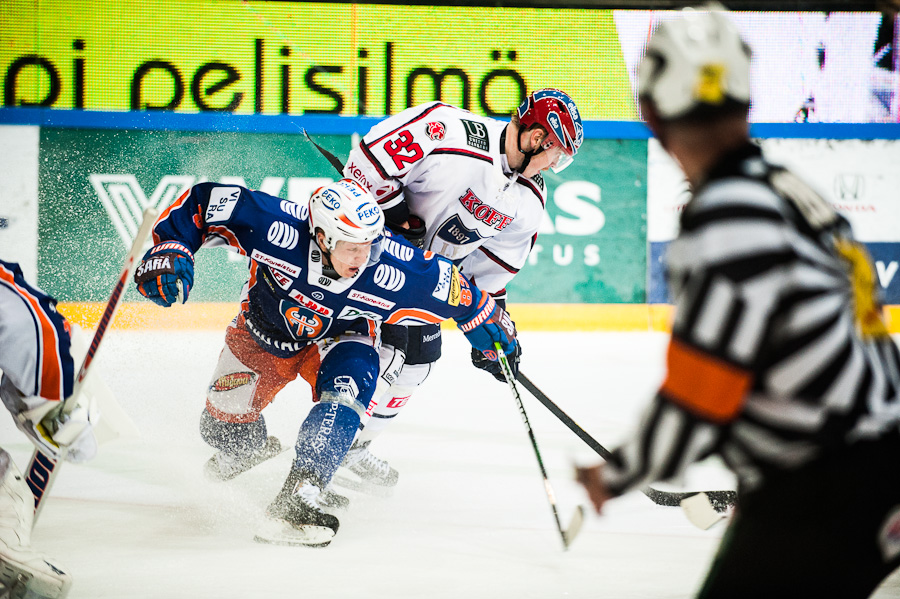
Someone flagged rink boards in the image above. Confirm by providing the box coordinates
[1,121,899,330]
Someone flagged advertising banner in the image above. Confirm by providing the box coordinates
[37,129,648,304]
[647,138,900,303]
[2,0,636,120]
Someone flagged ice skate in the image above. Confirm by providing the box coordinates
[204,436,284,481]
[318,487,350,512]
[0,451,72,599]
[254,469,340,548]
[332,440,398,495]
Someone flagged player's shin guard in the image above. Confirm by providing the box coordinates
[293,341,378,486]
[199,408,268,455]
[0,450,72,599]
[200,410,282,481]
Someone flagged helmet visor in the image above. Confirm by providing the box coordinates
[543,144,575,174]
[366,234,385,266]
[330,237,382,270]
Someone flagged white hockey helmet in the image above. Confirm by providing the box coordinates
[308,178,385,252]
[637,8,751,120]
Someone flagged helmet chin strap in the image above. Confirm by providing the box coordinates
[515,127,547,175]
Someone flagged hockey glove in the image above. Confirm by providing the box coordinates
[472,342,521,382]
[456,293,518,376]
[134,241,195,307]
[386,214,427,249]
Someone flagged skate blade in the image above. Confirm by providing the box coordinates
[330,472,394,497]
[253,517,335,548]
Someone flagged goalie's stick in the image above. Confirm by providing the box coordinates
[516,371,737,514]
[495,343,584,550]
[26,207,159,525]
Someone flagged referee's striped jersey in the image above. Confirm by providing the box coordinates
[604,143,900,495]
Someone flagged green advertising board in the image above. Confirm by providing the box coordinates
[38,128,647,303]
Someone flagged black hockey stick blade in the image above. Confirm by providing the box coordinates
[303,129,346,175]
[516,371,737,512]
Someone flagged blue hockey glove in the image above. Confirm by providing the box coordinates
[134,241,194,307]
[456,293,518,376]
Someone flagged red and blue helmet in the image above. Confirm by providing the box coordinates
[516,88,583,173]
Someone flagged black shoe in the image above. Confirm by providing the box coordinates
[254,470,340,547]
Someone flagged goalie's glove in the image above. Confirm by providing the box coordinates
[471,342,521,382]
[134,241,194,307]
[456,291,518,376]
[14,399,98,463]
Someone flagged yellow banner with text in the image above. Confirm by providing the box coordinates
[1,0,637,119]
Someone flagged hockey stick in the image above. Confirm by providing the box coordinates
[516,371,737,514]
[495,344,584,550]
[303,129,347,174]
[26,207,158,525]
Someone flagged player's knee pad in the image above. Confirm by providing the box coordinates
[316,341,379,417]
[357,363,433,445]
[199,408,268,456]
[206,343,260,420]
[371,362,432,418]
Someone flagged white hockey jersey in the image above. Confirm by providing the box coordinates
[344,102,547,295]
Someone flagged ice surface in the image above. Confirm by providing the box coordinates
[3,329,899,598]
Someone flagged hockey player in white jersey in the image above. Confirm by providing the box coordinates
[338,89,582,491]
[0,260,98,599]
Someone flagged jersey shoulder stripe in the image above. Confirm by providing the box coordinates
[516,175,546,207]
[478,246,518,274]
[367,103,450,146]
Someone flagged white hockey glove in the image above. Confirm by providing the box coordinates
[15,398,98,464]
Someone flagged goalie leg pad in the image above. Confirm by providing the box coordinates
[0,450,72,599]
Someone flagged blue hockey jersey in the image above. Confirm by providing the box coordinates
[151,183,483,357]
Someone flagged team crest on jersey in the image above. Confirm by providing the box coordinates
[210,372,255,392]
[435,214,486,247]
[281,300,331,339]
[426,121,446,141]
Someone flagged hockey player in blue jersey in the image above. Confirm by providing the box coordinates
[134,178,519,547]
